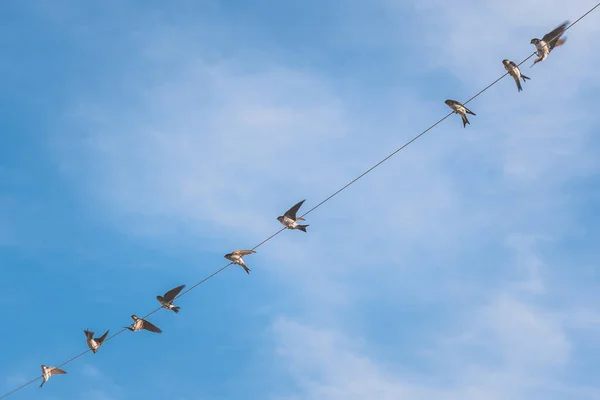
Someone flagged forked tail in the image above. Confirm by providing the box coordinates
[461,114,470,128]
[297,224,309,232]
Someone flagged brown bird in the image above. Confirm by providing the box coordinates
[84,329,110,353]
[531,21,569,66]
[124,315,162,333]
[445,99,476,128]
[156,284,185,313]
[40,365,66,388]
[224,250,256,274]
[277,200,309,232]
[502,59,530,92]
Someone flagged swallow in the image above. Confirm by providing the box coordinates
[156,284,185,313]
[502,59,530,92]
[530,21,569,67]
[84,329,109,354]
[224,250,256,274]
[40,365,66,388]
[124,315,162,334]
[277,199,309,232]
[444,99,476,128]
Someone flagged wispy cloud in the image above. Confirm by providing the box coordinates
[55,61,350,243]
[270,290,597,400]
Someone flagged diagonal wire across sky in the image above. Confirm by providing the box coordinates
[1,2,599,398]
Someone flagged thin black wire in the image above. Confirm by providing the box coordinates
[1,4,598,399]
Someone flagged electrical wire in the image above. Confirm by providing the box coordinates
[1,3,598,398]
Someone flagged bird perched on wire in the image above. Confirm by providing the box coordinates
[156,284,185,313]
[40,365,66,388]
[445,99,476,128]
[224,249,256,274]
[502,59,530,92]
[277,199,309,232]
[84,329,110,354]
[124,315,162,334]
[530,21,569,67]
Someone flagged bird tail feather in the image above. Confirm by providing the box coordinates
[461,114,470,128]
[297,224,309,232]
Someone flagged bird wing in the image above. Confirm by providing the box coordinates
[96,330,110,344]
[233,249,255,256]
[162,284,186,302]
[50,367,67,375]
[142,319,163,333]
[285,200,306,220]
[543,21,569,49]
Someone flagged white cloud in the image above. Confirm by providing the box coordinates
[54,60,350,243]
[458,294,570,369]
[270,291,594,400]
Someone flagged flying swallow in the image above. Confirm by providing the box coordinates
[124,315,162,334]
[84,329,110,354]
[445,99,476,128]
[502,59,530,92]
[224,249,256,274]
[530,21,569,67]
[277,200,309,232]
[40,365,66,388]
[156,284,185,313]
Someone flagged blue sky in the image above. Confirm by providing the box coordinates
[1,0,600,399]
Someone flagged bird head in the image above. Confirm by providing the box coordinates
[224,253,233,260]
[131,315,138,320]
[502,59,509,65]
[530,38,539,44]
[444,100,452,106]
[276,216,284,222]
